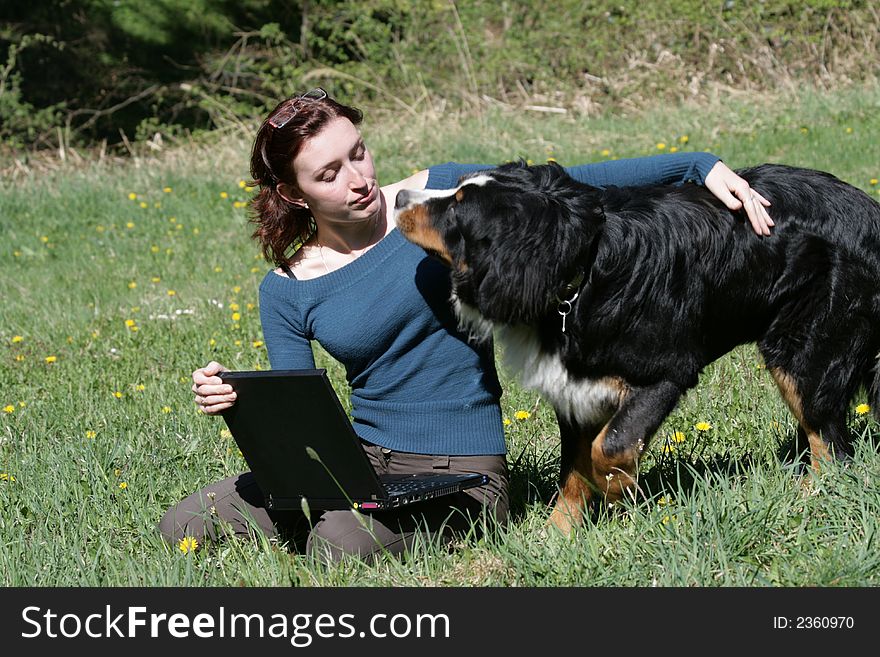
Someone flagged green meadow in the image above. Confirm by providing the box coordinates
[2,84,880,586]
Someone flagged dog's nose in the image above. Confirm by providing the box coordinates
[395,189,412,210]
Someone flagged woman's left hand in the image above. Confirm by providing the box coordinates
[704,161,774,236]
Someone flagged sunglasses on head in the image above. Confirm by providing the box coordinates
[268,88,328,129]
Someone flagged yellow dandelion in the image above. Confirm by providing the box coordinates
[234,339,242,347]
[695,421,712,431]
[800,127,809,134]
[151,277,161,283]
[657,495,670,507]
[252,340,264,348]
[45,355,57,364]
[663,443,675,454]
[193,228,200,235]
[175,224,183,231]
[656,142,666,150]
[118,482,128,490]
[870,179,878,186]
[11,335,23,343]
[672,431,686,443]
[251,267,260,273]
[15,355,25,362]
[233,201,246,208]
[0,473,15,482]
[128,281,137,289]
[96,225,105,233]
[135,384,145,392]
[139,202,148,209]
[161,406,172,414]
[232,286,241,294]
[669,146,678,153]
[128,192,138,200]
[503,418,512,426]
[85,430,96,439]
[167,290,176,297]
[846,127,853,134]
[220,191,228,199]
[246,303,255,311]
[209,338,216,347]
[126,221,135,229]
[245,186,255,193]
[18,402,25,408]
[514,410,531,420]
[178,536,198,554]
[125,319,136,327]
[163,186,172,193]
[239,180,247,188]
[662,514,677,525]
[679,135,689,144]
[3,405,14,414]
[40,235,49,243]
[13,250,21,257]
[214,266,223,273]
[855,403,870,416]
[112,391,123,399]
[231,312,241,322]
[220,428,232,439]
[230,302,240,311]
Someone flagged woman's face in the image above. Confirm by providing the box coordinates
[289,116,380,226]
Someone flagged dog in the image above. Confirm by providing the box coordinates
[394,161,880,532]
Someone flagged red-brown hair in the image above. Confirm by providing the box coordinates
[249,91,363,265]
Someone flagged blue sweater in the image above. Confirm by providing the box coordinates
[258,153,720,456]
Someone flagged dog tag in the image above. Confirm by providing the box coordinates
[558,300,573,333]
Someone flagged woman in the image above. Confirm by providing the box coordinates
[159,89,772,562]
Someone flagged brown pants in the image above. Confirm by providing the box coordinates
[158,441,509,563]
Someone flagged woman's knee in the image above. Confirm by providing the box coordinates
[306,510,404,563]
[156,473,275,545]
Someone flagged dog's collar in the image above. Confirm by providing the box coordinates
[555,267,586,306]
[555,267,586,334]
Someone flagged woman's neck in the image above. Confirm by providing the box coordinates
[314,194,388,254]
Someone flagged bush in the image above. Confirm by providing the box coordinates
[1,0,878,154]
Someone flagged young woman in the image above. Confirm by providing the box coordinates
[159,89,773,562]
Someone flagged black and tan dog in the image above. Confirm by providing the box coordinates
[395,161,880,532]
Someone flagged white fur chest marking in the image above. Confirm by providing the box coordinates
[453,299,620,426]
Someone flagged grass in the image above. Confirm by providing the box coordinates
[1,83,879,586]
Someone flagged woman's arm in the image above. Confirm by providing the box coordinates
[424,155,773,235]
[565,154,773,235]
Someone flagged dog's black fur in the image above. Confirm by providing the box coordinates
[395,162,880,531]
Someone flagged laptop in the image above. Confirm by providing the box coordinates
[218,369,488,511]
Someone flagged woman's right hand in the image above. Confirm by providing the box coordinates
[192,361,236,414]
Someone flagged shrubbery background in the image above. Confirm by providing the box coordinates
[2,0,877,154]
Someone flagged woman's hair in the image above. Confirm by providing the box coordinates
[249,90,363,266]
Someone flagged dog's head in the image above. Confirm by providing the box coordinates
[395,161,605,326]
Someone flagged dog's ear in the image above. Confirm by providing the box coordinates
[475,163,605,324]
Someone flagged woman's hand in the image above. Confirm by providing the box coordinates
[704,161,774,236]
[192,361,236,414]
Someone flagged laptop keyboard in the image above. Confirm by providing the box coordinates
[383,479,431,496]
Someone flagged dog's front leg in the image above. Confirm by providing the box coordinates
[590,381,683,502]
[548,412,605,534]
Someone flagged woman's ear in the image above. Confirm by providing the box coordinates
[276,182,308,208]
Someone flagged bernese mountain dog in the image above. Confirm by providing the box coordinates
[394,161,880,533]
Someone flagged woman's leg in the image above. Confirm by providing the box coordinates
[157,472,311,549]
[306,444,509,563]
